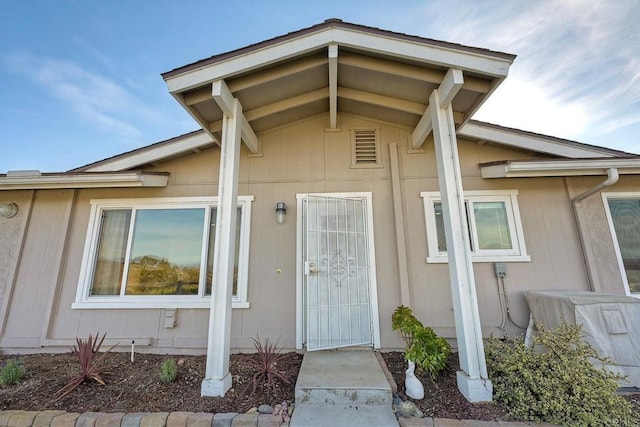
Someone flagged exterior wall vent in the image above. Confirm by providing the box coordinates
[351,128,381,168]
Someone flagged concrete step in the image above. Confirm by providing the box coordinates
[294,350,393,406]
[291,403,399,427]
[291,350,398,426]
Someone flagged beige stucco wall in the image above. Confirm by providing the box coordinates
[0,114,631,353]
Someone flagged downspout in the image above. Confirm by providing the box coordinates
[571,168,619,291]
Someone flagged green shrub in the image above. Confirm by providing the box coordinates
[485,323,639,426]
[391,306,450,379]
[159,358,178,383]
[0,357,26,385]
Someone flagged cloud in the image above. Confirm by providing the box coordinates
[402,0,640,145]
[1,53,162,142]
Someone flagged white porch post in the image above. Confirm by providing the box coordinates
[430,88,493,402]
[201,98,242,397]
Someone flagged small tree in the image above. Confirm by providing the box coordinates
[392,306,450,379]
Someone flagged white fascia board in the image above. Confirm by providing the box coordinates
[0,172,169,190]
[459,122,615,159]
[481,159,640,178]
[85,131,215,172]
[165,28,513,93]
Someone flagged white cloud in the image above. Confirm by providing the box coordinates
[401,0,640,147]
[474,77,588,138]
[2,53,163,143]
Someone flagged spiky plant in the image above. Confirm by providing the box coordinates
[244,335,291,400]
[56,332,114,400]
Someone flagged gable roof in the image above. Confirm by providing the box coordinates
[162,19,515,80]
[459,120,633,159]
[66,20,637,175]
[71,130,213,172]
[161,19,516,146]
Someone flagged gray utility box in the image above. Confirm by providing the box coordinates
[525,290,640,388]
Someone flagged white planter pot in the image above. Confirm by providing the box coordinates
[405,360,424,399]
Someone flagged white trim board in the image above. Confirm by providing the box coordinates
[165,27,512,93]
[460,122,619,159]
[601,192,640,298]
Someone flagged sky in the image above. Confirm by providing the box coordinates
[1,0,639,173]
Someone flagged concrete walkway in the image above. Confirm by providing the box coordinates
[0,410,555,426]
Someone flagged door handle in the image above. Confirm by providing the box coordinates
[304,260,319,275]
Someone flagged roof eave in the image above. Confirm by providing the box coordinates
[480,159,640,178]
[0,172,170,190]
[163,26,514,94]
[459,121,628,159]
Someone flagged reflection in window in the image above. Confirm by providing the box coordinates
[607,198,640,294]
[206,207,242,296]
[422,190,528,263]
[474,201,512,250]
[82,197,252,306]
[125,209,204,296]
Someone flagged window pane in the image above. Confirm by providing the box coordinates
[206,207,242,296]
[433,202,447,252]
[91,209,131,295]
[125,209,205,295]
[473,201,513,250]
[608,199,640,293]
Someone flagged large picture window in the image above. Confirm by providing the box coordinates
[603,193,640,296]
[421,190,529,263]
[74,196,253,308]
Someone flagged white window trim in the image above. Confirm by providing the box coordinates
[73,196,253,309]
[602,192,640,297]
[421,190,530,263]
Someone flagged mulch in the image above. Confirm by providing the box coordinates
[1,351,638,421]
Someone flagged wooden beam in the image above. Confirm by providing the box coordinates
[246,88,329,122]
[212,80,235,117]
[411,105,432,149]
[338,87,425,115]
[411,68,465,149]
[339,52,490,93]
[437,68,464,107]
[328,44,338,128]
[241,116,259,154]
[211,79,258,153]
[184,85,213,106]
[227,55,327,92]
[209,88,329,134]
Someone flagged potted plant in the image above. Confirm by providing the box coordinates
[391,306,451,399]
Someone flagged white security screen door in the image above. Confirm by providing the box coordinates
[302,195,373,351]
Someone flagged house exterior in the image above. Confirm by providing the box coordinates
[1,20,639,401]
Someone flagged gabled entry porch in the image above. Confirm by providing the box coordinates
[161,19,514,402]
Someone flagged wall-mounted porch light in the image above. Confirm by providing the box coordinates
[276,202,287,224]
[0,203,18,218]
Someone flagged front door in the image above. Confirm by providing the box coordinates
[300,194,376,351]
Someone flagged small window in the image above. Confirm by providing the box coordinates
[602,193,640,296]
[421,190,530,263]
[74,196,253,309]
[351,128,381,168]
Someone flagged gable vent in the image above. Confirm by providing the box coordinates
[352,129,380,167]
